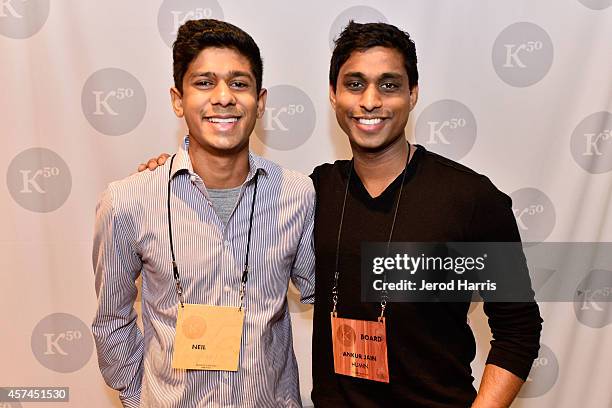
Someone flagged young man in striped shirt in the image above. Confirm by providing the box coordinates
[93,19,315,407]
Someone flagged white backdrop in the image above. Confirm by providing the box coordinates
[1,1,611,407]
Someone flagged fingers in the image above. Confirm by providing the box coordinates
[137,153,171,172]
[147,159,159,170]
[158,153,170,165]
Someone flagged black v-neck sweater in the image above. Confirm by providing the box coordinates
[310,145,542,408]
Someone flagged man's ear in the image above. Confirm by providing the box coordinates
[256,88,267,118]
[170,87,184,117]
[409,85,419,111]
[329,84,337,112]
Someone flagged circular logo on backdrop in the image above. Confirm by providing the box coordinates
[255,85,316,151]
[510,188,556,243]
[81,68,147,136]
[492,22,554,87]
[570,111,612,174]
[6,148,71,213]
[329,6,387,49]
[578,0,612,9]
[574,269,612,328]
[31,313,94,373]
[518,343,559,398]
[0,0,49,39]
[415,100,477,161]
[158,0,224,47]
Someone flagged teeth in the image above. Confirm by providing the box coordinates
[208,117,238,123]
[358,118,382,125]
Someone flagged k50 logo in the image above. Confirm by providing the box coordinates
[492,22,554,87]
[415,100,477,161]
[571,112,612,174]
[81,68,146,136]
[503,41,544,69]
[7,148,71,213]
[575,270,612,328]
[31,313,93,373]
[157,0,224,47]
[0,0,49,39]
[92,87,136,116]
[255,85,316,151]
[510,188,556,244]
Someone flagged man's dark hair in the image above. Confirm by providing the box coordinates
[173,19,263,94]
[329,21,418,92]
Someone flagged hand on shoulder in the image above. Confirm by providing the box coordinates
[137,153,170,172]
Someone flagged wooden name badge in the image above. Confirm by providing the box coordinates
[331,314,389,383]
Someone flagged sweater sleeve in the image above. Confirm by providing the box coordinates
[469,176,543,380]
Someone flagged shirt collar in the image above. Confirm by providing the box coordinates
[170,135,269,182]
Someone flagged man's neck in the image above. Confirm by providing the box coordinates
[352,136,413,198]
[188,142,250,189]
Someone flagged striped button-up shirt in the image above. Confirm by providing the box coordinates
[92,137,316,407]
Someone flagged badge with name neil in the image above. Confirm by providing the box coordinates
[330,313,389,383]
[172,304,244,371]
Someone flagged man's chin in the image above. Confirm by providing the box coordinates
[349,135,388,152]
[188,133,250,157]
[208,140,250,157]
[349,128,408,152]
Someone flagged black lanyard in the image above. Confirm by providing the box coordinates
[331,153,409,320]
[167,154,259,310]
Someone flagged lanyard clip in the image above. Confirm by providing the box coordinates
[379,292,388,320]
[175,278,185,308]
[172,261,185,308]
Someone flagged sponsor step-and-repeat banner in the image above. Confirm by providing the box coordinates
[1,1,611,407]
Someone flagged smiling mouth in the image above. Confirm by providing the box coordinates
[207,117,239,123]
[356,118,384,125]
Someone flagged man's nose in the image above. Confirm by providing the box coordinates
[210,81,236,107]
[359,84,382,112]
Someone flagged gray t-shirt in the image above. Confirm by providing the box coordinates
[207,185,242,225]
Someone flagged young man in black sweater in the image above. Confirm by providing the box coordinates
[141,20,542,408]
[309,22,542,407]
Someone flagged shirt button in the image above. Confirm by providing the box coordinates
[224,240,230,247]
[208,201,213,207]
[223,372,229,380]
[223,285,231,292]
[190,175,196,182]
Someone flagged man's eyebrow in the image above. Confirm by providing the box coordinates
[342,72,367,80]
[341,72,405,81]
[189,70,254,80]
[189,71,215,79]
[227,70,254,79]
[378,72,404,81]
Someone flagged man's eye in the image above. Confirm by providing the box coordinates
[195,80,213,87]
[231,81,248,89]
[381,83,399,90]
[346,81,363,90]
